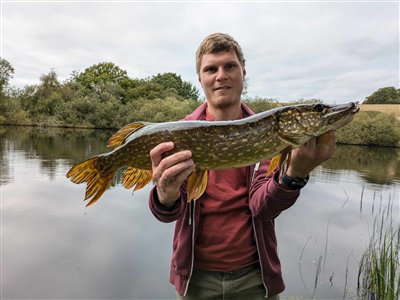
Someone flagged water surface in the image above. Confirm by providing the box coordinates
[1,126,399,299]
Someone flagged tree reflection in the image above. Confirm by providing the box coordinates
[0,126,114,184]
[323,144,400,185]
[0,127,12,185]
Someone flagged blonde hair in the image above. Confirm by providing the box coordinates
[195,33,245,74]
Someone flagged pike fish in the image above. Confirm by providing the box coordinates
[67,102,359,206]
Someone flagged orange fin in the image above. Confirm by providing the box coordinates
[107,122,148,148]
[122,167,153,191]
[267,147,292,177]
[66,157,115,206]
[187,169,208,202]
[267,155,281,176]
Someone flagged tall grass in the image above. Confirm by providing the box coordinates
[357,209,400,299]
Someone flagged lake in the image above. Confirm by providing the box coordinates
[1,125,399,300]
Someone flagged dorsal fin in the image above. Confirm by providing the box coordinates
[107,122,147,147]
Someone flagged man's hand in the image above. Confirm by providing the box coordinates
[150,142,195,207]
[286,131,336,178]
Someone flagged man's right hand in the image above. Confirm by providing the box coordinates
[150,142,195,207]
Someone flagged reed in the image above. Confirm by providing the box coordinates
[357,208,400,299]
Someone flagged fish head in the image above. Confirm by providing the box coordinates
[277,102,359,146]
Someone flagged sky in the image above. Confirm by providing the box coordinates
[1,0,399,104]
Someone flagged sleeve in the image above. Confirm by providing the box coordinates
[249,160,301,220]
[148,185,185,223]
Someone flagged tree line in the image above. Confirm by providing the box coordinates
[0,58,399,146]
[0,60,201,128]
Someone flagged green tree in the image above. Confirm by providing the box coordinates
[126,80,170,101]
[0,58,15,96]
[19,70,62,124]
[150,72,200,100]
[364,86,400,104]
[71,62,130,91]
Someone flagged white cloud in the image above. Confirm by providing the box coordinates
[2,1,398,103]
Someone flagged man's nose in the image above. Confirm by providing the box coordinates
[216,67,227,81]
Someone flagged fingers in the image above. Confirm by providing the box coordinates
[316,131,336,162]
[155,150,193,179]
[149,142,195,205]
[150,142,174,168]
[158,156,194,186]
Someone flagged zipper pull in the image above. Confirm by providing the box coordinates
[188,202,192,226]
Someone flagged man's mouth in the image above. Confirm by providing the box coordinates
[214,86,231,91]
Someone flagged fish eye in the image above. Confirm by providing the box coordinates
[313,104,324,112]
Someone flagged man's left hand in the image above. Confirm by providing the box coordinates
[286,130,336,178]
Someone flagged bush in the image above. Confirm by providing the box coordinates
[244,97,281,113]
[122,97,200,123]
[336,111,400,146]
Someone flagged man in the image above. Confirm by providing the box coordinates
[149,33,335,299]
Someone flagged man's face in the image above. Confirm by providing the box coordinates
[198,50,246,111]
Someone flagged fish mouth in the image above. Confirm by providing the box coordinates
[324,102,359,119]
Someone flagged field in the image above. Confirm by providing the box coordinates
[360,104,400,120]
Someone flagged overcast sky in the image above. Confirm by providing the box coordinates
[2,0,399,104]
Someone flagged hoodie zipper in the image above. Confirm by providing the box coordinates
[184,201,195,296]
[252,216,269,298]
[250,163,269,298]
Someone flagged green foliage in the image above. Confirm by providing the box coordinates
[18,70,63,124]
[71,62,131,91]
[0,97,30,125]
[364,86,400,104]
[119,97,199,124]
[126,80,176,101]
[0,58,14,96]
[244,97,323,113]
[1,63,201,128]
[244,97,281,113]
[336,111,400,146]
[150,72,200,101]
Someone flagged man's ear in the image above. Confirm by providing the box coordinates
[243,68,247,78]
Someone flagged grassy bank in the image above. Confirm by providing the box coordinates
[358,211,400,299]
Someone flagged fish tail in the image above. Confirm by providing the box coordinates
[66,156,115,206]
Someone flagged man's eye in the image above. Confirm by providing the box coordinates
[226,63,236,70]
[205,67,216,73]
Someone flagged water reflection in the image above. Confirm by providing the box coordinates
[1,125,399,299]
[0,126,114,185]
[323,144,400,186]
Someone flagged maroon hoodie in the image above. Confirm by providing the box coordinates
[149,102,300,297]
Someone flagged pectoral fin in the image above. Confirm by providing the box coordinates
[267,147,292,177]
[122,167,153,191]
[267,155,281,176]
[187,169,208,202]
